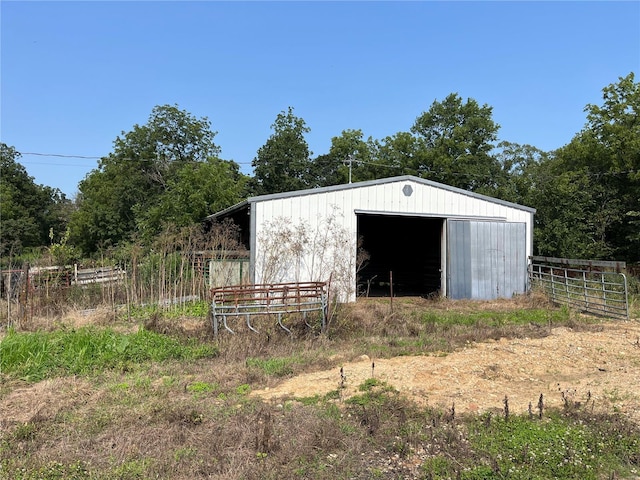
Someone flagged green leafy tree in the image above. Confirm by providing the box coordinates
[549,73,640,261]
[69,158,137,255]
[249,107,312,195]
[493,141,548,206]
[307,153,339,188]
[137,158,247,241]
[68,105,234,255]
[374,131,419,179]
[0,144,71,258]
[309,129,380,187]
[410,93,502,193]
[529,166,601,258]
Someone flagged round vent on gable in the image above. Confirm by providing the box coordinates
[402,184,413,197]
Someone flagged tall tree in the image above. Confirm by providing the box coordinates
[0,144,71,258]
[374,131,419,179]
[528,165,602,258]
[68,105,236,255]
[410,93,501,194]
[308,129,379,187]
[549,73,640,261]
[493,141,548,206]
[249,107,311,195]
[136,158,247,241]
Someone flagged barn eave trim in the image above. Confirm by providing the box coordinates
[206,200,250,221]
[354,209,508,222]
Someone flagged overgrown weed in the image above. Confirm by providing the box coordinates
[1,296,638,479]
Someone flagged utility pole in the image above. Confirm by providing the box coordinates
[344,154,353,184]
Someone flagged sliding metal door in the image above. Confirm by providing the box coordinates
[447,220,526,300]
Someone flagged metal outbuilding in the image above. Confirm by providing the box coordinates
[207,175,535,302]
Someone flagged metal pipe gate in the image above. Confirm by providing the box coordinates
[529,256,629,320]
[210,282,328,336]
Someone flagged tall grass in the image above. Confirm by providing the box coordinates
[1,221,245,326]
[0,327,217,382]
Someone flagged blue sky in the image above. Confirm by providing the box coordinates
[2,1,639,198]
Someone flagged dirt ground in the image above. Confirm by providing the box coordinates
[2,320,640,429]
[253,320,640,423]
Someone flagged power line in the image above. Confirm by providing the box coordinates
[17,161,96,168]
[20,152,103,160]
[345,157,638,179]
[17,151,255,165]
[14,151,638,178]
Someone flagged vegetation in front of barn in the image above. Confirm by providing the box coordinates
[1,296,639,480]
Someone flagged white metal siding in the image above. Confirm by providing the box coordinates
[259,183,528,221]
[251,178,533,301]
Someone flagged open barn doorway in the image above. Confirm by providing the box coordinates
[356,214,443,297]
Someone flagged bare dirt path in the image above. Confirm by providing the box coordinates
[2,320,639,429]
[253,321,640,423]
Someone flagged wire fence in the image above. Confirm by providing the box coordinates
[0,253,250,329]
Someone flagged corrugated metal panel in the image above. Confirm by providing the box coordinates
[255,180,533,249]
[448,220,472,298]
[256,180,531,226]
[241,178,533,301]
[503,223,521,298]
[231,175,534,212]
[208,176,535,223]
[447,220,526,300]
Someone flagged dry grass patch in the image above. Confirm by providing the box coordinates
[2,295,639,479]
[0,377,95,432]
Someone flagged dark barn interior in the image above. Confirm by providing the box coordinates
[205,205,251,250]
[357,214,443,297]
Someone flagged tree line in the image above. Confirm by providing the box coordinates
[1,73,638,266]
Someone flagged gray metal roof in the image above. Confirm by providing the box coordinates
[207,175,536,220]
[206,199,250,220]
